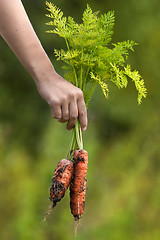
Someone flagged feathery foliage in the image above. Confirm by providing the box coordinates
[45,2,147,105]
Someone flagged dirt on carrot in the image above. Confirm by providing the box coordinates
[70,149,88,221]
[42,159,74,222]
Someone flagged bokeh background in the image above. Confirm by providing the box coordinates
[0,0,160,239]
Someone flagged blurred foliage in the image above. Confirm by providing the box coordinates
[0,0,160,239]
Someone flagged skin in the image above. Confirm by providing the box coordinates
[0,0,87,131]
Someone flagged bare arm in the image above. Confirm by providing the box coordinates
[0,0,87,131]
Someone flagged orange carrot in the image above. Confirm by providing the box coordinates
[50,159,74,206]
[42,159,74,222]
[70,149,88,221]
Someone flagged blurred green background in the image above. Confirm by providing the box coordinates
[0,0,160,239]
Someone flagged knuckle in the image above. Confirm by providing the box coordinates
[79,110,86,118]
[70,115,77,121]
[77,89,84,99]
[69,92,76,100]
[63,115,69,121]
[55,115,61,119]
[60,96,67,103]
[51,99,59,107]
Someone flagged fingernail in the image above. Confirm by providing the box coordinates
[66,125,71,131]
[82,126,87,132]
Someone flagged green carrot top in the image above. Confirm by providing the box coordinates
[45,2,147,106]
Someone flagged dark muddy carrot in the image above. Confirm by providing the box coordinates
[42,159,74,222]
[50,159,74,205]
[70,149,88,221]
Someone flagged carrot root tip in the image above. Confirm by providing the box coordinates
[41,206,54,223]
[74,218,79,239]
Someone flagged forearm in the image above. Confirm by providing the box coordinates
[0,0,54,83]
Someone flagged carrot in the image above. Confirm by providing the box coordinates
[50,159,74,205]
[42,159,74,222]
[70,149,88,221]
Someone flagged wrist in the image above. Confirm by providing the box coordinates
[28,49,57,85]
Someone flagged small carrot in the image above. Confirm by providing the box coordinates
[50,159,74,205]
[42,159,74,222]
[70,149,88,221]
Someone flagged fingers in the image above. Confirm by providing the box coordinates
[51,103,62,119]
[66,100,78,130]
[77,94,87,131]
[51,90,87,131]
[58,102,69,123]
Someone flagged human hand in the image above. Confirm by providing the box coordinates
[35,70,87,131]
[0,0,87,131]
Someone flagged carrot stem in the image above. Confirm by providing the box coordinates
[67,120,83,160]
[65,37,78,87]
[67,130,75,160]
[79,122,83,150]
[80,48,84,89]
[82,66,90,91]
[75,121,83,150]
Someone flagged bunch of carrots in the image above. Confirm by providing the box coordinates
[42,1,147,234]
[42,149,88,223]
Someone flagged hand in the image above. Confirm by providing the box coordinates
[35,70,87,131]
[0,0,87,131]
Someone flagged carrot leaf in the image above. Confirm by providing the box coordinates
[45,1,147,106]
